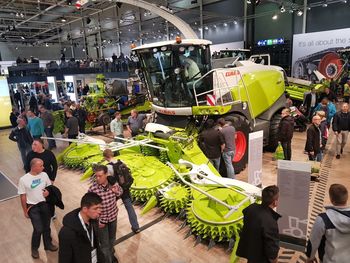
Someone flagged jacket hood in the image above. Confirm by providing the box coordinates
[283,116,294,123]
[325,206,350,234]
[62,208,87,234]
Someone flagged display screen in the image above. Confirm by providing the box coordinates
[0,77,12,127]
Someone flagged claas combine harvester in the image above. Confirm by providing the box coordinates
[54,37,289,262]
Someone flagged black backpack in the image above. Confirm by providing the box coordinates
[108,160,134,190]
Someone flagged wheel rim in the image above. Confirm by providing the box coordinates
[233,131,247,163]
[318,53,343,79]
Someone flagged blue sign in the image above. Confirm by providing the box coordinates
[257,38,284,46]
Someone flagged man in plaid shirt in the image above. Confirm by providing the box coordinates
[88,165,123,263]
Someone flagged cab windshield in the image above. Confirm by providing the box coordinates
[137,44,211,107]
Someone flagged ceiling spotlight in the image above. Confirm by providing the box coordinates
[213,24,217,28]
[322,2,328,7]
[82,48,86,52]
[223,23,228,27]
[280,5,286,12]
[20,13,24,18]
[272,14,278,20]
[21,36,25,40]
[297,10,303,16]
[233,20,238,25]
[342,0,347,3]
[45,43,49,47]
[307,6,311,10]
[247,0,251,4]
[15,46,18,50]
[289,9,294,13]
[61,17,67,22]
[204,26,209,30]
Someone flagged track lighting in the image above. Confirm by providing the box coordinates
[280,5,286,12]
[297,10,303,16]
[272,14,278,20]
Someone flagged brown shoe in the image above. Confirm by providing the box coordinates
[31,249,39,259]
[45,244,58,252]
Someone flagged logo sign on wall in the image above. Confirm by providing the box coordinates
[47,76,58,102]
[64,75,77,101]
[277,160,310,250]
[292,28,350,81]
[248,130,263,187]
[257,38,284,47]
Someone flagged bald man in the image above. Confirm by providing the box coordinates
[305,115,322,162]
[18,158,58,259]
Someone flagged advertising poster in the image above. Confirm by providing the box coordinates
[292,28,350,81]
[248,130,263,187]
[277,160,310,250]
[47,76,58,102]
[0,77,12,127]
[64,75,77,101]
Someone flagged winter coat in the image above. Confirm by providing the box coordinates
[236,203,281,263]
[314,102,336,124]
[305,124,321,154]
[332,111,350,133]
[58,208,104,263]
[306,206,350,263]
[45,185,64,209]
[9,126,33,148]
[278,115,294,142]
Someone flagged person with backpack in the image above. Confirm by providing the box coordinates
[103,149,140,234]
[88,164,123,263]
[306,184,350,263]
[313,98,336,126]
[317,111,329,151]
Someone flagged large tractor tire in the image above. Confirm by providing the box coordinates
[265,113,281,152]
[221,115,250,174]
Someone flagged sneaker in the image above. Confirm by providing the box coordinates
[132,228,140,234]
[45,244,58,252]
[31,249,39,259]
[336,154,340,159]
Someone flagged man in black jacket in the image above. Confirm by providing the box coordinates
[304,88,318,121]
[198,119,225,171]
[237,185,281,263]
[305,115,322,161]
[9,117,33,168]
[59,192,104,263]
[332,103,350,159]
[75,102,87,134]
[278,108,294,160]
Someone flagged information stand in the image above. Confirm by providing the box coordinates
[248,130,263,187]
[277,160,311,252]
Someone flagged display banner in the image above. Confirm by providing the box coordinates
[248,130,263,187]
[292,28,350,80]
[0,76,12,128]
[47,76,58,102]
[64,75,77,101]
[277,160,310,250]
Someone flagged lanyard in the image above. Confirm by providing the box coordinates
[78,212,94,248]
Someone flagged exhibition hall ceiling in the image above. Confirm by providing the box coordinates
[0,0,238,46]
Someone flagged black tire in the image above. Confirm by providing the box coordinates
[219,115,250,175]
[265,113,281,152]
[98,113,111,126]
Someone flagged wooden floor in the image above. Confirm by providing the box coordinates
[0,127,350,263]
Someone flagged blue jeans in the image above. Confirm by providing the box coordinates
[98,220,117,263]
[222,151,235,179]
[209,157,221,171]
[122,196,139,230]
[18,143,32,168]
[44,127,56,148]
[28,202,52,250]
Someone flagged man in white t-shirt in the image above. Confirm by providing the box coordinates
[18,158,58,259]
